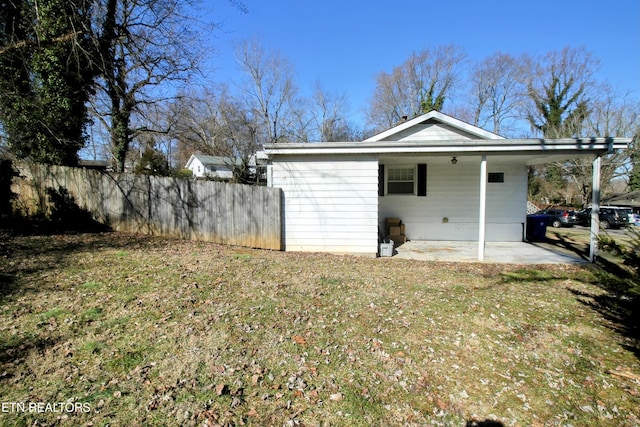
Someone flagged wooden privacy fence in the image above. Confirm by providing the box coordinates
[13,162,282,250]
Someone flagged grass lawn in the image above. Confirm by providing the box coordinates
[547,224,638,245]
[1,231,639,426]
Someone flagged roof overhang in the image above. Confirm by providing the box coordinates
[265,138,630,165]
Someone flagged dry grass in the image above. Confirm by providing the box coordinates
[1,232,639,426]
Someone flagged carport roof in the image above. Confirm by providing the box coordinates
[265,137,630,165]
[265,110,630,163]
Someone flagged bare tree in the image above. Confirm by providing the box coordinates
[583,85,640,195]
[309,83,360,141]
[167,88,227,166]
[410,45,466,113]
[167,86,263,182]
[367,66,410,130]
[234,38,300,144]
[216,96,264,182]
[467,52,527,136]
[91,0,207,172]
[366,45,466,131]
[583,84,640,139]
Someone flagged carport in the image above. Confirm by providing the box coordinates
[266,111,631,262]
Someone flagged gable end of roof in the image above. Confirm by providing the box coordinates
[364,111,504,142]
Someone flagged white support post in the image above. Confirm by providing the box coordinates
[266,164,273,187]
[478,155,487,261]
[589,155,601,262]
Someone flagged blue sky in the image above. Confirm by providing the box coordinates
[203,0,640,127]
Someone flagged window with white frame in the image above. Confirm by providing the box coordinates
[387,167,415,194]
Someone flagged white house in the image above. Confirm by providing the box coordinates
[264,111,630,261]
[185,152,269,181]
[185,154,237,180]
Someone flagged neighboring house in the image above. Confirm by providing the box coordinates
[78,159,110,171]
[185,153,268,182]
[1,147,110,171]
[185,154,239,180]
[264,111,630,260]
[602,191,640,210]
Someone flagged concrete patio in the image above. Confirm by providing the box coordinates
[391,240,588,264]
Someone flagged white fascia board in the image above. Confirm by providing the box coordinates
[363,114,433,142]
[265,138,630,156]
[184,154,197,168]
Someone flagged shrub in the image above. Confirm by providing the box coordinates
[595,229,640,351]
[173,168,193,179]
[598,230,640,299]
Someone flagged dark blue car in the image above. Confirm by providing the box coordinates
[529,209,579,228]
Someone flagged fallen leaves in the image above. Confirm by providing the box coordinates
[215,383,227,396]
[292,335,306,345]
[1,232,639,427]
[328,392,343,401]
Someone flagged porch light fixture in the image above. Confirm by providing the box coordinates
[451,156,457,165]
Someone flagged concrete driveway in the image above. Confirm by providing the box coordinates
[392,240,588,264]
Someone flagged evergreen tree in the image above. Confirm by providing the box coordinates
[420,82,445,113]
[0,0,95,165]
[527,75,589,138]
[525,47,596,204]
[134,141,171,176]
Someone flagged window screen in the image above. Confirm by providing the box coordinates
[388,167,415,194]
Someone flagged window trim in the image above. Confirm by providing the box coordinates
[386,166,416,195]
[379,164,427,196]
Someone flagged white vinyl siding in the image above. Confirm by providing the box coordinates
[379,158,527,242]
[381,123,478,141]
[271,156,379,254]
